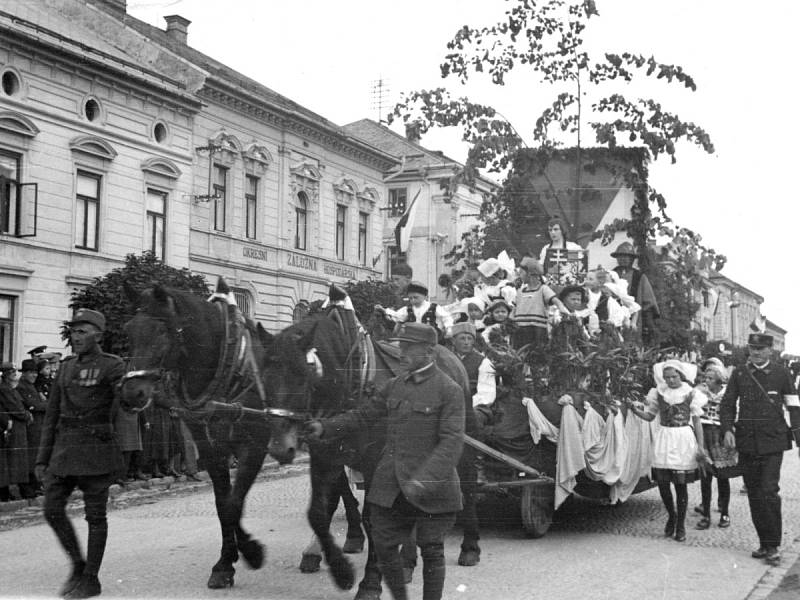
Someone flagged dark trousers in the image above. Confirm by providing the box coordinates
[43,473,112,576]
[740,451,784,548]
[699,471,731,516]
[370,495,456,600]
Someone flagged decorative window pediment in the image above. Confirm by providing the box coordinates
[206,131,242,164]
[290,160,321,203]
[69,135,117,160]
[141,157,182,179]
[242,143,272,173]
[334,177,358,205]
[0,111,39,138]
[358,186,380,210]
[290,160,321,182]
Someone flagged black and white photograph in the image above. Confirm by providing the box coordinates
[1,1,800,599]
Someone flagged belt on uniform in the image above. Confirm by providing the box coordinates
[58,417,114,441]
[661,423,692,428]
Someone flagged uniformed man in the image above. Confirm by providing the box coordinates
[307,322,465,600]
[720,333,800,565]
[35,308,126,599]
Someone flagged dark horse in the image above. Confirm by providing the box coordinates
[264,297,479,600]
[121,281,288,589]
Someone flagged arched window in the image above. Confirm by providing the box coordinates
[295,192,308,250]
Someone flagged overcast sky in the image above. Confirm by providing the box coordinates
[129,0,800,352]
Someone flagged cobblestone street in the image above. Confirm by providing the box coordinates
[1,454,799,599]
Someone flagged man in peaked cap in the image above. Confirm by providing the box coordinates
[307,322,465,600]
[720,332,800,566]
[36,308,125,599]
[611,241,660,346]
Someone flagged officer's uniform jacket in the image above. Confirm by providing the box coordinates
[36,346,126,476]
[323,362,465,514]
[720,361,800,455]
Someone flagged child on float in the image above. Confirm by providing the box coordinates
[511,257,567,349]
[693,358,736,530]
[481,299,514,346]
[474,257,517,309]
[465,297,487,335]
[377,280,453,342]
[629,359,708,542]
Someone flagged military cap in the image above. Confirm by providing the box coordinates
[406,281,429,296]
[67,308,106,332]
[389,322,438,346]
[450,322,477,339]
[747,333,773,348]
[27,345,47,358]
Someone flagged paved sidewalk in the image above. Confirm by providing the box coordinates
[0,454,310,531]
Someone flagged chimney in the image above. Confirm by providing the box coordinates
[164,15,191,45]
[405,121,421,144]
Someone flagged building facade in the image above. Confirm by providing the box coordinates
[343,119,496,303]
[0,0,397,361]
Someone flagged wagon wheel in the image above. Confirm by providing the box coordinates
[520,482,554,538]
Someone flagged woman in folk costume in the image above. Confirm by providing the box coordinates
[380,280,453,342]
[538,216,582,265]
[629,359,708,542]
[694,358,737,530]
[474,252,517,309]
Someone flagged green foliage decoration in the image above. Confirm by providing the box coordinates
[64,252,210,356]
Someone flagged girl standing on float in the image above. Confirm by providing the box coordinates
[629,360,708,542]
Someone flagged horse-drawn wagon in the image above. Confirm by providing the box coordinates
[468,382,656,538]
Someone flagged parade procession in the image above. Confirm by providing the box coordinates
[2,1,800,599]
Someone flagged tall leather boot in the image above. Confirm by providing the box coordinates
[45,515,85,596]
[420,543,446,600]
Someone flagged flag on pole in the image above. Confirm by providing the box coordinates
[750,312,767,333]
[394,189,421,252]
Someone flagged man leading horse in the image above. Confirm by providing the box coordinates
[307,322,464,600]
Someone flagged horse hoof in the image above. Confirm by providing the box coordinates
[343,536,365,554]
[299,553,322,573]
[354,586,382,600]
[458,549,481,566]
[403,567,414,584]
[329,553,355,590]
[240,539,265,569]
[207,571,234,589]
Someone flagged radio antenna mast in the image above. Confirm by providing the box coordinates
[370,76,391,124]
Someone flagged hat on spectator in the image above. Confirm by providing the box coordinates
[747,333,773,348]
[451,322,477,339]
[389,322,437,346]
[67,308,106,332]
[406,281,429,296]
[0,361,16,371]
[27,345,47,358]
[518,256,544,276]
[392,263,413,278]
[21,359,38,372]
[477,258,501,278]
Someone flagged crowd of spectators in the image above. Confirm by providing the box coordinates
[0,348,201,502]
